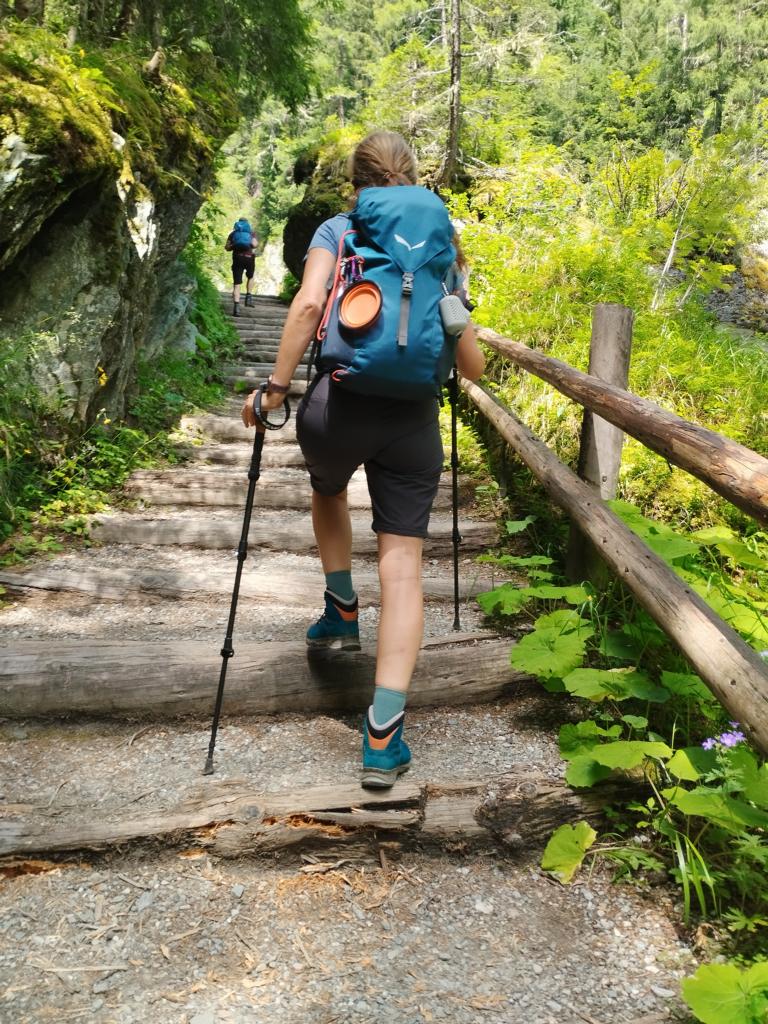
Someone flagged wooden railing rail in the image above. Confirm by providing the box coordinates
[476,326,768,525]
[462,378,768,756]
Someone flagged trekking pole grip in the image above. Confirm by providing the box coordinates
[253,381,291,431]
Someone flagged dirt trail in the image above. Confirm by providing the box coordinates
[0,295,695,1023]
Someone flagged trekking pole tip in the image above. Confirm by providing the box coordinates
[203,755,215,776]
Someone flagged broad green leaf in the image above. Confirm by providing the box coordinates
[477,584,530,616]
[665,787,768,832]
[591,740,672,770]
[682,961,768,1024]
[726,748,768,808]
[716,539,768,570]
[505,516,536,535]
[510,628,588,680]
[691,526,738,546]
[599,630,642,662]
[608,500,700,563]
[534,609,594,635]
[559,720,622,759]
[691,526,768,569]
[541,821,597,882]
[565,756,613,788]
[660,671,716,703]
[666,747,718,782]
[525,583,591,604]
[478,583,591,616]
[563,667,669,703]
[621,715,648,730]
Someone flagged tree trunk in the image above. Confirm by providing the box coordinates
[462,378,768,756]
[438,0,461,189]
[476,327,768,525]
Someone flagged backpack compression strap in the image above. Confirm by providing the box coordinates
[316,229,356,342]
[397,272,414,348]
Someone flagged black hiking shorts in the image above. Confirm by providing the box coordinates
[296,373,444,538]
[232,252,255,284]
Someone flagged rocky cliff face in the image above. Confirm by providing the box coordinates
[0,29,236,428]
[0,129,209,425]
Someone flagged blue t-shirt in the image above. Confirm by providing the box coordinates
[307,213,467,297]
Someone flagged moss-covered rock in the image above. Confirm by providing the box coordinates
[282,136,356,279]
[0,23,238,425]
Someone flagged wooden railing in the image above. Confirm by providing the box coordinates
[463,305,768,755]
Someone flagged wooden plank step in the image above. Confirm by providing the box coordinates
[0,769,615,858]
[178,413,297,443]
[89,510,498,552]
[179,442,307,467]
[123,467,458,510]
[0,563,486,604]
[0,634,519,718]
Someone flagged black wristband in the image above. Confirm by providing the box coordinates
[267,378,290,395]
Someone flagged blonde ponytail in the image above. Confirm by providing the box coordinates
[349,131,418,189]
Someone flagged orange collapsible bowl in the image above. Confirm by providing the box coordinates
[339,280,382,331]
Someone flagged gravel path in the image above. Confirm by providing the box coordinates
[0,294,697,1023]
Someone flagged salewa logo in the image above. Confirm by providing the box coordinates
[395,233,426,252]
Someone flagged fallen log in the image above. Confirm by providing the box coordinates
[0,563,487,605]
[0,770,618,858]
[478,328,768,524]
[0,633,522,718]
[89,511,498,553]
[123,467,458,511]
[463,379,768,754]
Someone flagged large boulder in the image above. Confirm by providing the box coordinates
[282,145,353,280]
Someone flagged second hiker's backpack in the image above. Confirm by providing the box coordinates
[315,186,457,400]
[232,219,253,251]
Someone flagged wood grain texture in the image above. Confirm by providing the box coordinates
[463,378,768,755]
[477,327,768,524]
[0,634,523,718]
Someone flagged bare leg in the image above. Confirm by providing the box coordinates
[233,282,241,303]
[312,490,352,574]
[375,533,423,692]
[246,276,254,296]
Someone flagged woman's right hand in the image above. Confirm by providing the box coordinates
[241,388,287,427]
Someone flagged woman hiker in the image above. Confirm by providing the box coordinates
[242,131,485,787]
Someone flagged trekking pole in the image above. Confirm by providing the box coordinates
[203,382,291,776]
[449,366,462,631]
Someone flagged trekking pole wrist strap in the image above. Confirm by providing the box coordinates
[253,381,291,430]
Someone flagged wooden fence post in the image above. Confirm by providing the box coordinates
[566,303,634,583]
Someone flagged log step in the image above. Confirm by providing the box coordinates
[178,413,297,443]
[178,442,307,467]
[124,466,460,510]
[0,769,613,859]
[89,510,497,552]
[0,562,488,605]
[0,634,519,718]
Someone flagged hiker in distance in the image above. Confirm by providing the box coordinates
[242,131,485,788]
[225,217,258,316]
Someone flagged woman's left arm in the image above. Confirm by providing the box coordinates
[455,324,485,382]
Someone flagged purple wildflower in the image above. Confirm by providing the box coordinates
[718,730,746,748]
[701,738,717,750]
[729,721,740,728]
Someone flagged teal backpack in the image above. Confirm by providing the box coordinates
[232,219,253,250]
[315,186,457,400]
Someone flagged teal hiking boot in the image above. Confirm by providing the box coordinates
[306,589,360,651]
[361,709,411,789]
